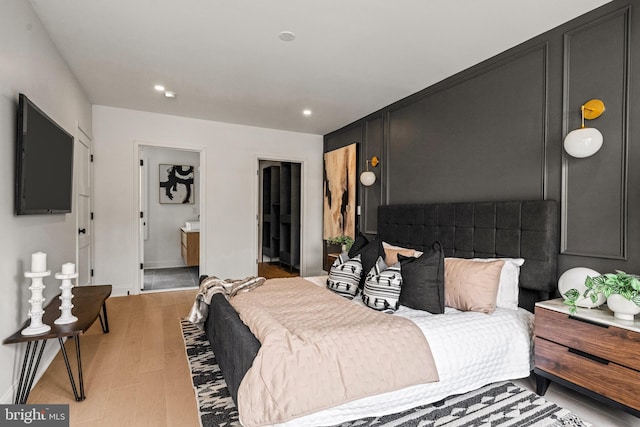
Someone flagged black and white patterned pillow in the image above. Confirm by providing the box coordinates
[326,253,363,299]
[362,256,402,312]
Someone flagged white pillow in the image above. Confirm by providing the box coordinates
[470,257,525,310]
[326,252,363,299]
[362,256,403,312]
[382,241,424,257]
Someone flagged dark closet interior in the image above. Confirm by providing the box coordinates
[262,162,301,271]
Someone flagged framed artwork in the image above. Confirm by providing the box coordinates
[323,143,357,240]
[159,164,195,204]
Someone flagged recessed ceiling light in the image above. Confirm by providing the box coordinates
[279,31,296,42]
[164,91,176,99]
[303,109,312,116]
[154,84,165,91]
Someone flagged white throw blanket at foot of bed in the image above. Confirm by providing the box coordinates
[187,276,265,329]
[229,278,440,427]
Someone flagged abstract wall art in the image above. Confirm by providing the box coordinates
[159,164,194,204]
[323,143,357,240]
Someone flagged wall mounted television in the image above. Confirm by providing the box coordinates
[15,93,74,215]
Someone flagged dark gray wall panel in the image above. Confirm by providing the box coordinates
[561,7,629,259]
[324,124,361,153]
[362,114,384,233]
[387,46,547,204]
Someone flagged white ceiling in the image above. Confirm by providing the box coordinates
[29,0,611,135]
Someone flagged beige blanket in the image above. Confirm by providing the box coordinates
[230,277,439,426]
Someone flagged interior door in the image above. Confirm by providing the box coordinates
[139,148,147,291]
[76,129,93,286]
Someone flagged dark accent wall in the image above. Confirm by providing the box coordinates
[562,7,630,260]
[387,45,547,203]
[324,1,640,276]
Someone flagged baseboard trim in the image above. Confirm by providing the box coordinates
[143,261,186,269]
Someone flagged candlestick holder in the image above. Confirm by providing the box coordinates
[54,272,78,325]
[22,271,52,336]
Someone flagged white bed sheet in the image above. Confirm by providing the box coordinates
[270,276,534,427]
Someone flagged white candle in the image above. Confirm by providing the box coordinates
[61,262,75,275]
[31,252,47,273]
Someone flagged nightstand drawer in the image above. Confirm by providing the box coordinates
[535,337,640,411]
[535,306,640,371]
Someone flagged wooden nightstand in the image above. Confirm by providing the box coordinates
[534,299,640,417]
[325,253,340,272]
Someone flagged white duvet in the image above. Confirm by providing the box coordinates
[271,276,534,427]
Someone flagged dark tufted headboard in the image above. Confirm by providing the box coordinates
[377,200,559,312]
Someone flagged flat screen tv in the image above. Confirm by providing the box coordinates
[15,94,74,215]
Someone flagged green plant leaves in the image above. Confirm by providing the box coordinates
[564,270,640,314]
[327,235,354,250]
[563,288,580,314]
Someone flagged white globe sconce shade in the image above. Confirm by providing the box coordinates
[563,99,605,158]
[360,171,376,186]
[563,127,603,158]
[360,156,379,187]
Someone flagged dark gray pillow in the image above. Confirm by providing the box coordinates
[349,236,384,289]
[398,241,444,314]
[348,231,370,256]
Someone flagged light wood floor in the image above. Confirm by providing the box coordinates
[258,262,299,279]
[27,289,200,427]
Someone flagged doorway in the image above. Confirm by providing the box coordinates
[258,160,302,279]
[75,126,93,286]
[138,145,202,292]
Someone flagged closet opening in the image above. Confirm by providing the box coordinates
[258,160,302,279]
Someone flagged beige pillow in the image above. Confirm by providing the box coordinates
[382,242,422,265]
[444,258,505,314]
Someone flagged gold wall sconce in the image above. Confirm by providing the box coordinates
[564,99,605,158]
[360,156,379,186]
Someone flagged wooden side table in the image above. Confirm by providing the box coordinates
[3,285,112,404]
[325,253,340,272]
[534,298,640,417]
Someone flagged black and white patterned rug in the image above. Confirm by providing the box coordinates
[181,319,591,427]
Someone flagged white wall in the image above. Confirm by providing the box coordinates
[143,146,200,269]
[93,106,324,296]
[0,1,92,403]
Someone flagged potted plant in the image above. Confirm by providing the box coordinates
[326,236,354,252]
[564,270,640,320]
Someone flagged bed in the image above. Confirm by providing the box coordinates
[203,200,559,426]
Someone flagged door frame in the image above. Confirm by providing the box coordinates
[254,155,305,277]
[133,140,206,295]
[75,124,93,285]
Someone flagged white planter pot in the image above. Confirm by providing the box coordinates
[558,267,605,308]
[606,294,640,321]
